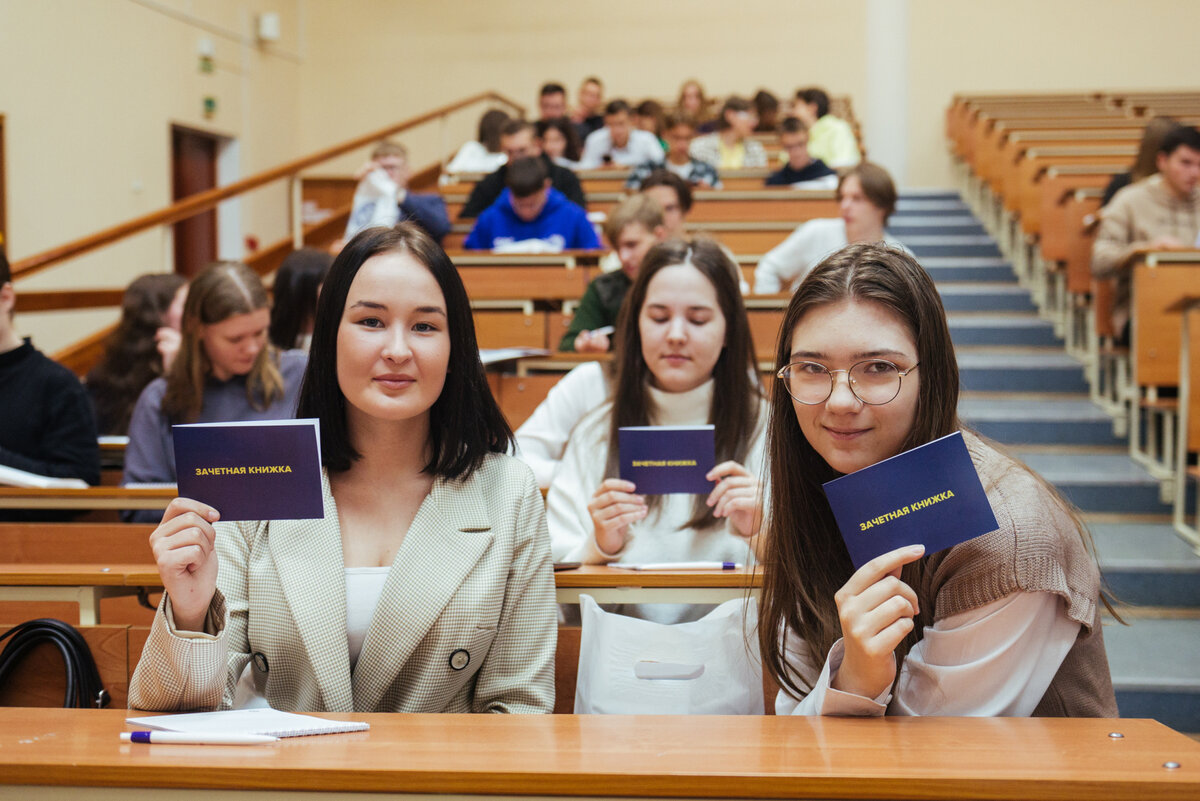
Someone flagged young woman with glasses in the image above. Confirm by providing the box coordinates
[759,243,1117,717]
[546,237,767,623]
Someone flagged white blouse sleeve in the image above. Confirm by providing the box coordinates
[544,414,618,563]
[514,363,607,489]
[753,221,817,294]
[776,590,1080,717]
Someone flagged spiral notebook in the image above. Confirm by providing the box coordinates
[126,708,369,738]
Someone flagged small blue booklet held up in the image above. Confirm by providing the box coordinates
[173,419,323,522]
[822,431,998,569]
[618,425,715,495]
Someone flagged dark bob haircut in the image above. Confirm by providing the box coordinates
[296,222,514,479]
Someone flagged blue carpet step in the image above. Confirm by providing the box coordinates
[958,351,1089,393]
[895,198,970,215]
[888,218,987,239]
[900,235,1003,260]
[948,313,1059,346]
[1104,617,1200,733]
[923,257,1016,283]
[1093,522,1200,607]
[938,283,1036,313]
[959,397,1121,446]
[1011,449,1170,515]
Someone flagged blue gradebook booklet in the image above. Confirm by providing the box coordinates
[173,419,324,522]
[618,425,715,495]
[822,431,998,569]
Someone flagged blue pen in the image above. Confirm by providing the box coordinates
[610,561,744,571]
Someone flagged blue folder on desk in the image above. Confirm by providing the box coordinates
[822,431,998,569]
[173,419,323,522]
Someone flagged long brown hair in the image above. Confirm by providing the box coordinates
[87,273,186,434]
[603,237,763,529]
[1131,116,1180,182]
[162,262,284,423]
[758,244,959,697]
[758,244,1116,700]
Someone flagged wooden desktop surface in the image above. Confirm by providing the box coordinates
[0,709,1196,799]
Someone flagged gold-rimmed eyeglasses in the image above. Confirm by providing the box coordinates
[775,359,919,406]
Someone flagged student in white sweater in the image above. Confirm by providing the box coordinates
[546,238,769,623]
[753,162,904,295]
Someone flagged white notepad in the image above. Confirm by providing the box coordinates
[126,708,369,738]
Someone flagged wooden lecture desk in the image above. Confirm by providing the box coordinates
[0,709,1197,799]
[0,486,175,511]
[0,565,758,623]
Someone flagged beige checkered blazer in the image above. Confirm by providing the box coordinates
[129,453,556,713]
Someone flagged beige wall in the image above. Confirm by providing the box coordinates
[908,0,1200,187]
[5,0,1200,353]
[2,0,306,352]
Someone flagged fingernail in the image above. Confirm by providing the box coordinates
[910,544,925,555]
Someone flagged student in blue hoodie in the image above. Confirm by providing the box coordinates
[463,157,600,252]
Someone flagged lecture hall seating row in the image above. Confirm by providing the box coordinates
[946,90,1200,546]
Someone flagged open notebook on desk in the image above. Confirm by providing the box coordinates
[127,708,368,738]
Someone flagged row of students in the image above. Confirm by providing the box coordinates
[129,222,1117,719]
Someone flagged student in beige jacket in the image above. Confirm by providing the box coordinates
[1091,125,1200,338]
[129,223,556,714]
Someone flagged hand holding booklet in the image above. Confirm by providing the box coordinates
[822,432,999,569]
[173,419,323,522]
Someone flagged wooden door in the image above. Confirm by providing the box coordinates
[171,126,218,278]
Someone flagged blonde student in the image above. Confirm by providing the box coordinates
[129,223,556,714]
[758,243,1117,717]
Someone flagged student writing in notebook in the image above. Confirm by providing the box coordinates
[129,223,556,714]
[757,243,1118,717]
[545,238,768,624]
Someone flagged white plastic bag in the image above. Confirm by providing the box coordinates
[344,169,400,240]
[574,594,763,714]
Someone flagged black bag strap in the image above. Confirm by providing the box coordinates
[0,618,110,709]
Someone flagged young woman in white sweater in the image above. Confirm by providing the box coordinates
[546,238,768,623]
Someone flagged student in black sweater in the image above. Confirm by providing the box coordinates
[458,120,586,219]
[766,117,838,188]
[0,247,100,519]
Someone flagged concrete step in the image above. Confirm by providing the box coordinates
[1105,617,1200,733]
[948,313,1059,346]
[1012,449,1170,515]
[958,351,1089,394]
[938,283,1036,313]
[960,397,1121,446]
[889,216,987,237]
[1094,522,1200,608]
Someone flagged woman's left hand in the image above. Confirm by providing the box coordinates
[705,461,762,539]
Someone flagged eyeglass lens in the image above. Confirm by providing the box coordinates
[782,360,904,405]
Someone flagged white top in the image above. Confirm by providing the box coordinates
[444,140,507,174]
[545,378,769,623]
[579,128,665,169]
[753,217,906,295]
[514,361,610,488]
[345,567,391,669]
[775,590,1081,716]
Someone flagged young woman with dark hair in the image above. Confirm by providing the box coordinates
[268,247,333,350]
[759,243,1117,717]
[546,237,767,623]
[129,222,555,714]
[688,96,767,170]
[535,116,583,168]
[123,263,307,515]
[87,272,187,435]
[445,108,511,174]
